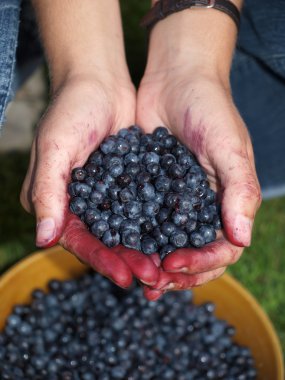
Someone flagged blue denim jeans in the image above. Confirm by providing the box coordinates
[0,0,284,198]
[0,0,21,127]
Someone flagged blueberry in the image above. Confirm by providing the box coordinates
[90,220,109,238]
[138,183,156,201]
[98,199,111,211]
[71,167,86,181]
[190,231,205,248]
[172,212,188,226]
[178,153,195,169]
[198,225,216,243]
[147,141,165,155]
[141,237,158,254]
[119,220,140,234]
[172,144,188,157]
[142,152,160,165]
[156,192,165,205]
[129,125,143,135]
[90,190,104,204]
[108,186,121,201]
[94,181,109,194]
[161,154,176,169]
[213,215,222,230]
[198,207,214,223]
[117,174,133,190]
[69,182,91,198]
[156,208,171,224]
[108,214,124,230]
[164,193,180,209]
[111,201,124,216]
[101,210,112,221]
[185,219,197,234]
[195,185,208,198]
[88,151,103,165]
[85,163,102,179]
[168,163,186,178]
[204,189,216,205]
[102,229,120,248]
[164,135,177,149]
[84,209,101,225]
[159,244,175,259]
[115,138,130,155]
[154,176,171,192]
[119,188,135,203]
[101,172,116,186]
[122,231,141,250]
[170,230,188,248]
[142,201,160,216]
[176,196,193,213]
[109,164,124,178]
[118,128,130,138]
[153,126,169,140]
[137,172,152,184]
[85,176,96,188]
[124,152,139,165]
[185,173,200,189]
[141,220,153,234]
[190,165,207,178]
[152,227,168,247]
[100,137,116,154]
[172,179,186,193]
[161,222,177,237]
[146,163,160,176]
[124,201,142,219]
[125,163,141,178]
[70,197,87,216]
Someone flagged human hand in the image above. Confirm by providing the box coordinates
[20,76,159,288]
[137,7,261,299]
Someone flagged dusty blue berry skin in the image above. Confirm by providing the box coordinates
[84,209,101,225]
[102,229,120,247]
[90,190,104,204]
[161,222,177,237]
[90,220,109,238]
[120,220,140,234]
[69,126,221,256]
[108,214,124,230]
[122,231,141,250]
[154,175,172,192]
[199,225,216,243]
[70,197,87,215]
[124,201,142,219]
[172,212,188,226]
[142,152,160,165]
[141,237,158,254]
[142,201,160,216]
[152,227,169,247]
[71,167,87,182]
[138,183,156,201]
[190,231,206,248]
[170,230,188,248]
[111,201,124,216]
[100,137,116,154]
[160,244,176,259]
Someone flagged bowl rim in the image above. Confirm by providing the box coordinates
[0,246,284,378]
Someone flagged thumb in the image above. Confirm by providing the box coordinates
[32,147,70,248]
[217,149,261,247]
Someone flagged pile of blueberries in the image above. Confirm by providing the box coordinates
[69,126,221,259]
[0,273,257,380]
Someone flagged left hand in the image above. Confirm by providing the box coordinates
[136,13,261,299]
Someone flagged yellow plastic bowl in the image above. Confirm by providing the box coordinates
[0,246,283,379]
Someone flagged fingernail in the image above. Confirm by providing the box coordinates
[36,218,56,247]
[140,279,156,286]
[233,215,253,246]
[167,267,189,273]
[162,282,176,291]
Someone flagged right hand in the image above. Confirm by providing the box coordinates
[20,75,159,288]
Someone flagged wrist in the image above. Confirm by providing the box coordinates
[145,1,242,80]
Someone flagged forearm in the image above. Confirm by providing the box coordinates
[32,0,130,90]
[146,0,243,80]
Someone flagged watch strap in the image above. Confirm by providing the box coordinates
[140,0,240,30]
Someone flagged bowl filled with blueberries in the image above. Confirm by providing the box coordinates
[0,126,283,380]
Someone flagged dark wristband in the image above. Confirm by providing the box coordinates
[140,0,240,30]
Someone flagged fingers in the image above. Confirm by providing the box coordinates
[143,267,226,301]
[118,250,160,286]
[60,213,133,288]
[216,148,261,247]
[162,237,243,274]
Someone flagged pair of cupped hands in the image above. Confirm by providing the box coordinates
[20,59,261,301]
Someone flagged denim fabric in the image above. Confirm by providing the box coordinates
[231,0,285,198]
[0,0,21,128]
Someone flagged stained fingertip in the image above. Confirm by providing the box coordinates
[143,287,163,301]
